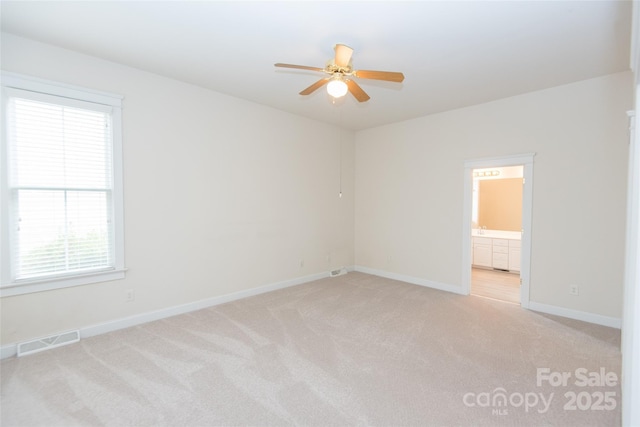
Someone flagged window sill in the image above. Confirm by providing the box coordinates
[0,268,127,297]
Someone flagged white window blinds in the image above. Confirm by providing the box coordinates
[6,90,115,281]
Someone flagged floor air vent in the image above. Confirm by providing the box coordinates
[330,268,347,278]
[17,330,80,357]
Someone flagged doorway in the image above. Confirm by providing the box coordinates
[470,165,523,303]
[461,154,535,308]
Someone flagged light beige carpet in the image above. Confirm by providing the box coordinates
[1,272,621,426]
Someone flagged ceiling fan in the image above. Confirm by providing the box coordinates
[275,44,404,102]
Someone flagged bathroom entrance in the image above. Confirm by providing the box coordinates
[462,154,534,308]
[470,165,523,303]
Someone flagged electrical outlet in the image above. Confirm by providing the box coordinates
[125,289,135,302]
[569,285,579,296]
[299,259,304,268]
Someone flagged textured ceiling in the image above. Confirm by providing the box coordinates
[0,1,633,130]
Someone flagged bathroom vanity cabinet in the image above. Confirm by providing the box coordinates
[472,233,521,273]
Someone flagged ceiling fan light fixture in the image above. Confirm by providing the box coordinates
[327,77,348,98]
[275,44,403,102]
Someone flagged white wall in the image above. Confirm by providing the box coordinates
[622,3,640,424]
[0,31,632,348]
[356,71,632,319]
[0,33,355,346]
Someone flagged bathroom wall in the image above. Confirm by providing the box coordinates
[477,178,523,231]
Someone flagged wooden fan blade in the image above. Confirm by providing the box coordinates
[300,78,330,95]
[334,44,353,67]
[354,70,405,82]
[275,63,324,72]
[346,79,370,102]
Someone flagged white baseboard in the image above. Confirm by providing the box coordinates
[354,265,466,295]
[528,301,621,329]
[2,268,621,359]
[0,269,338,360]
[1,344,17,360]
[352,265,621,329]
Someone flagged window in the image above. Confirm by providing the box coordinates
[1,73,125,296]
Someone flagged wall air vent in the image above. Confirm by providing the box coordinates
[17,330,80,357]
[330,268,347,278]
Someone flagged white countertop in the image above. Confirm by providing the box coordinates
[472,229,521,240]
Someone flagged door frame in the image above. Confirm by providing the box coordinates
[462,153,535,308]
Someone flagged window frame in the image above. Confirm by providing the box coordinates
[1,72,126,297]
